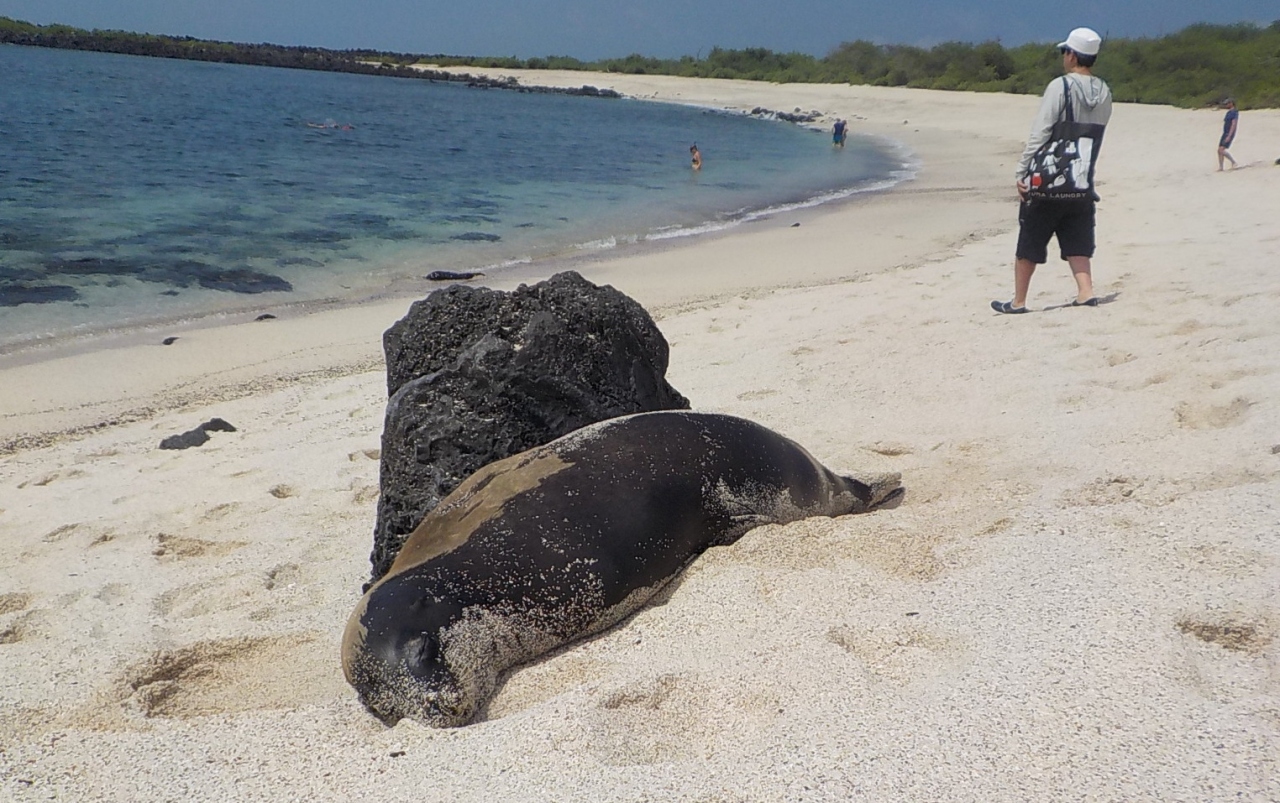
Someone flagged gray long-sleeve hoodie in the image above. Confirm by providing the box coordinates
[1015,73,1113,182]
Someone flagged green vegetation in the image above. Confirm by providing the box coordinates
[3,16,1278,108]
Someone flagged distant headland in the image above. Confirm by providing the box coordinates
[3,16,1277,108]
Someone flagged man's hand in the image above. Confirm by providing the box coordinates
[1016,179,1029,199]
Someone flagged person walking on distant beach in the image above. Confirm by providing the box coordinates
[833,119,847,148]
[690,143,702,171]
[1218,98,1238,171]
[991,27,1113,314]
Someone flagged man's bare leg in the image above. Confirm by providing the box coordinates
[1013,258,1037,308]
[1068,255,1094,303]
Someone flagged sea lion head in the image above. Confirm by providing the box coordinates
[342,576,474,727]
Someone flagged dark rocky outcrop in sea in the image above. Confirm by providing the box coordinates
[0,22,624,100]
[369,270,689,585]
[0,284,80,307]
[38,256,294,295]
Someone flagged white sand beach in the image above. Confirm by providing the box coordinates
[2,72,1278,801]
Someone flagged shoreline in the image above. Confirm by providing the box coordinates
[3,72,1279,801]
[0,54,907,362]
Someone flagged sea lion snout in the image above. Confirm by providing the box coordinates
[347,629,471,726]
[843,471,904,511]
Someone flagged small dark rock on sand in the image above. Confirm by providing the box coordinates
[255,313,277,321]
[159,418,238,450]
[162,337,179,345]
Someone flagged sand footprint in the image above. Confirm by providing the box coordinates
[484,653,612,721]
[201,502,239,520]
[866,441,913,457]
[827,620,966,684]
[0,592,35,644]
[0,592,33,616]
[1177,616,1271,653]
[264,563,302,591]
[1,606,53,644]
[1173,613,1275,707]
[17,470,83,489]
[736,388,779,401]
[586,673,716,766]
[1173,397,1251,430]
[115,632,333,719]
[152,533,246,561]
[153,575,258,619]
[41,523,81,543]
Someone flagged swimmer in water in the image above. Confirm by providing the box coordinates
[690,143,702,171]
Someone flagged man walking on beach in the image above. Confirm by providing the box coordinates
[1218,98,1238,171]
[992,27,1113,314]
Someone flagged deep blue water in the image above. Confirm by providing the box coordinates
[0,45,908,349]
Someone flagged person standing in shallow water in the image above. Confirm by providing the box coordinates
[833,119,847,148]
[1218,99,1238,171]
[991,27,1113,315]
[690,143,702,171]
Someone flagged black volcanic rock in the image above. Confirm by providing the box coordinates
[158,418,238,450]
[369,270,689,585]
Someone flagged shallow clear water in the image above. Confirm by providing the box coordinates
[0,45,908,349]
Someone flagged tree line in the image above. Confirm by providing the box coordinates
[3,16,1278,108]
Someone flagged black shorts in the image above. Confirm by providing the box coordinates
[1016,198,1096,264]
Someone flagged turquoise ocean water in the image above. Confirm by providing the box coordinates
[0,45,910,351]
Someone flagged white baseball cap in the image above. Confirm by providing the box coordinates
[1058,27,1102,56]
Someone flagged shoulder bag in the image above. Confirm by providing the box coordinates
[1025,76,1106,201]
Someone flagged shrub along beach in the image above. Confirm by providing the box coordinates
[4,16,1280,107]
[2,40,1280,803]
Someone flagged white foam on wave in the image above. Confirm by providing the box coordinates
[573,234,640,252]
[481,256,533,271]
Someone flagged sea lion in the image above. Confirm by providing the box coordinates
[424,270,485,281]
[342,410,902,727]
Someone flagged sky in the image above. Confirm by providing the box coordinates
[2,1,1277,60]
